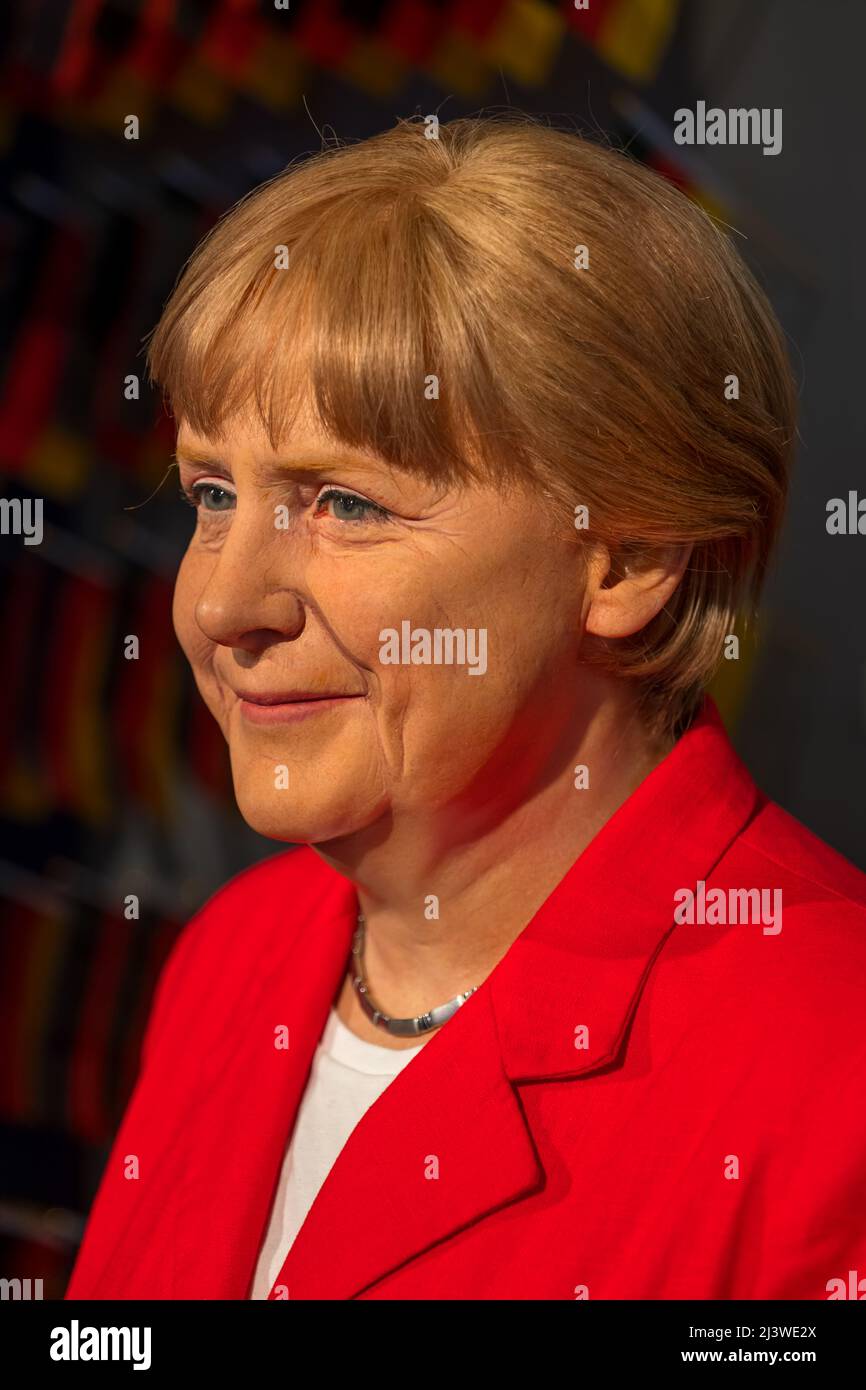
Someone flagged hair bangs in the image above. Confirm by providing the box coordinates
[146,178,529,491]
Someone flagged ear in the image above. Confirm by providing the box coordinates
[585,543,693,639]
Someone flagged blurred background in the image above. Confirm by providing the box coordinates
[0,0,863,1298]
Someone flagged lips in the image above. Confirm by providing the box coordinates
[234,690,362,705]
[232,687,366,725]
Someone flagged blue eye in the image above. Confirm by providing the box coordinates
[316,488,391,524]
[184,483,236,512]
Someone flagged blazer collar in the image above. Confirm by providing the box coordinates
[491,695,762,1082]
[265,696,762,1299]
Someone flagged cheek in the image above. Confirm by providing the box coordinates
[307,552,433,670]
[313,539,567,701]
[311,548,539,731]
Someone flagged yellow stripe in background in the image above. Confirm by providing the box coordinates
[1,756,51,821]
[427,29,493,96]
[483,0,566,87]
[80,69,156,137]
[597,0,680,83]
[170,55,232,125]
[141,652,183,822]
[692,188,731,226]
[28,426,90,500]
[342,39,407,99]
[707,618,760,732]
[240,35,305,110]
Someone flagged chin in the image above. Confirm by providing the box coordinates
[232,782,384,846]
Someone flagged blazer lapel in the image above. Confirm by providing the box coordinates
[170,874,359,1299]
[268,977,544,1300]
[266,698,762,1300]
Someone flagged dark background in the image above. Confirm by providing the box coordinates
[1,0,863,1297]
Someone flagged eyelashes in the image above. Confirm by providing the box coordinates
[180,482,235,513]
[313,487,392,525]
[179,483,393,526]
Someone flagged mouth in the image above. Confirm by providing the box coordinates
[233,689,367,726]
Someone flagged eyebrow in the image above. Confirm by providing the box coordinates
[174,446,386,476]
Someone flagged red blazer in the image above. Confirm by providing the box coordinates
[65,699,866,1300]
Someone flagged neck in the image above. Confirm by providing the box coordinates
[317,685,672,1046]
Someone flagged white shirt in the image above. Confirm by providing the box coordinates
[249,1006,427,1299]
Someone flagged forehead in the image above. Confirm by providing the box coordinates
[175,401,384,475]
[173,418,436,509]
[177,393,325,456]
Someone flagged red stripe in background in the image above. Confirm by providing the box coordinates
[149,407,178,466]
[563,0,610,41]
[127,0,188,87]
[89,223,149,467]
[95,386,164,472]
[1,61,53,112]
[647,151,692,195]
[188,696,231,799]
[450,0,511,42]
[0,562,45,786]
[67,910,134,1144]
[0,905,38,1121]
[111,574,175,810]
[0,231,84,471]
[51,0,108,98]
[53,0,156,105]
[199,0,266,82]
[39,576,113,812]
[10,1240,68,1302]
[293,0,360,66]
[383,0,440,64]
[96,406,178,508]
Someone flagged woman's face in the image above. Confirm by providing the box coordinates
[173,402,595,845]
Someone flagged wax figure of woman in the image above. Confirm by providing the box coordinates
[66,116,866,1301]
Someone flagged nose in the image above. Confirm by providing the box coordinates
[193,514,305,655]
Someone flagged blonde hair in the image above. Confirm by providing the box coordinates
[147,114,798,740]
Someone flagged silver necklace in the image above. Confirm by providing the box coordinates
[349,912,479,1037]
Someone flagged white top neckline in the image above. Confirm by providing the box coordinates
[320,1006,427,1075]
